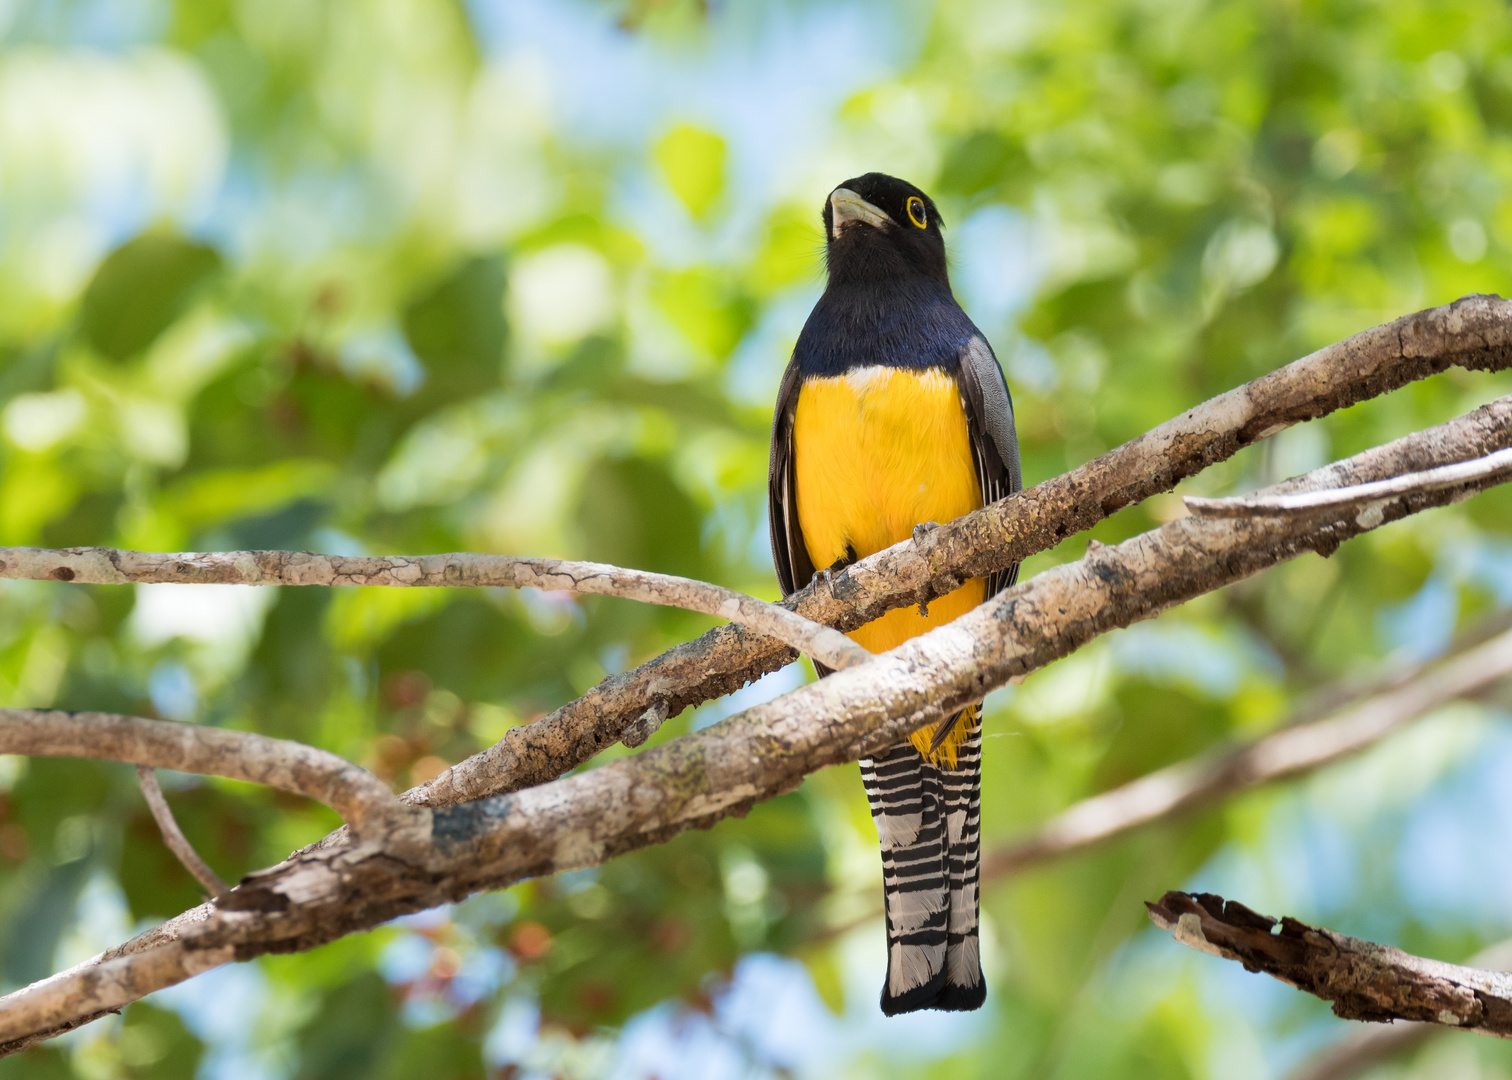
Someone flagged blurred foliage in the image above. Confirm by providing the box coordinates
[1,0,1512,1077]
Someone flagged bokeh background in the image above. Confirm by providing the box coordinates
[3,0,1512,1076]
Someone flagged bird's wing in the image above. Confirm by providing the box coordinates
[768,353,816,599]
[956,335,1022,599]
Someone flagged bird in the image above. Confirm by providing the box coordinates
[768,173,1021,1015]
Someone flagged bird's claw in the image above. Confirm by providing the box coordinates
[912,521,941,545]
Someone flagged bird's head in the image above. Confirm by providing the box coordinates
[822,173,947,288]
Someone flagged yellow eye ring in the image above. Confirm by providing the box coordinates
[906,196,928,228]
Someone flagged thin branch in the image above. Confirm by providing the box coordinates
[983,623,1512,877]
[0,551,869,673]
[406,293,1512,808]
[1148,891,1512,1036]
[5,390,1509,1052]
[136,766,230,900]
[1287,1023,1435,1080]
[0,710,411,837]
[1185,445,1512,517]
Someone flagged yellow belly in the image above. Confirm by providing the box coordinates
[792,365,986,765]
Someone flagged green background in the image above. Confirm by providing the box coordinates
[2,0,1512,1076]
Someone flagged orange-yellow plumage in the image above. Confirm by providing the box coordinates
[792,365,985,766]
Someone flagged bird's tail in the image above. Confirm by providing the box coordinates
[860,713,984,1015]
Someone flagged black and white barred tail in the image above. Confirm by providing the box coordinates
[859,714,984,1014]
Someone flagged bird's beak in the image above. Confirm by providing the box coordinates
[830,188,891,238]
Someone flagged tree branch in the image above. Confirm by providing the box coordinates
[136,766,230,900]
[1288,1022,1436,1080]
[3,299,1508,812]
[1184,446,1512,517]
[407,293,1512,807]
[1148,892,1512,1036]
[4,389,1508,1052]
[0,943,234,1054]
[0,552,869,673]
[983,621,1512,877]
[0,710,412,837]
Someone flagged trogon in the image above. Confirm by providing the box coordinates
[768,173,1022,1014]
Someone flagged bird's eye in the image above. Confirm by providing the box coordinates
[906,196,927,228]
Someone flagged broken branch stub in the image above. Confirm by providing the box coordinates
[1148,891,1512,1036]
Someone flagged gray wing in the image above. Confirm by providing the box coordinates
[956,335,1022,599]
[768,354,815,599]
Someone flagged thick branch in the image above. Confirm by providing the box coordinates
[0,943,234,1052]
[137,766,230,899]
[0,711,408,836]
[0,552,869,673]
[984,622,1512,876]
[409,293,1512,806]
[1148,892,1512,1036]
[5,390,1507,1051]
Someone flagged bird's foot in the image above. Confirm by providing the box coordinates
[810,566,835,594]
[912,521,941,545]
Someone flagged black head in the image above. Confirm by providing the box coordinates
[821,173,947,288]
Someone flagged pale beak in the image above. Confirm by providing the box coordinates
[830,188,891,238]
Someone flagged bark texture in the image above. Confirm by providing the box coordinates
[1149,892,1512,1036]
[0,945,234,1052]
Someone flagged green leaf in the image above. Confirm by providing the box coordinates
[119,1002,204,1080]
[81,234,222,362]
[1,844,95,986]
[798,945,846,1015]
[650,268,753,359]
[402,256,509,402]
[654,124,727,220]
[294,971,399,1080]
[576,455,706,579]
